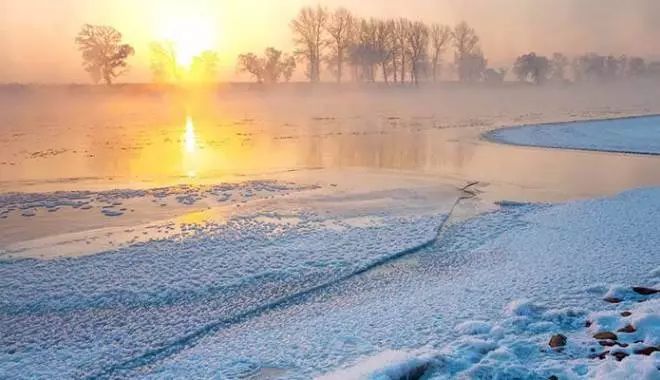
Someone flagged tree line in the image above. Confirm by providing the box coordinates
[75,10,660,86]
[264,6,486,85]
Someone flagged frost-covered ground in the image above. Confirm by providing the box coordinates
[119,187,660,380]
[1,184,658,379]
[486,115,660,155]
[2,88,660,379]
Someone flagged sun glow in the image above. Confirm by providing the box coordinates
[157,14,217,67]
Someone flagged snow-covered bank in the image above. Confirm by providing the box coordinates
[486,115,660,155]
[113,187,658,379]
[326,283,659,380]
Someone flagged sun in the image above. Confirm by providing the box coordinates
[157,15,217,67]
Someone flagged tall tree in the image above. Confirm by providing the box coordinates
[407,22,430,85]
[451,21,480,82]
[349,19,379,82]
[430,24,452,82]
[75,24,134,85]
[375,20,395,83]
[394,19,412,83]
[291,6,328,83]
[325,8,355,83]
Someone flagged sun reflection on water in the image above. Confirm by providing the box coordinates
[183,116,198,178]
[184,116,197,153]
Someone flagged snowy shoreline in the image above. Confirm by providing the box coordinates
[483,114,660,156]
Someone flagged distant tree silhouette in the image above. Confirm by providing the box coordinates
[237,48,296,83]
[430,24,452,82]
[291,6,328,83]
[325,8,355,83]
[484,68,507,84]
[451,22,481,82]
[549,53,569,82]
[513,52,550,84]
[190,51,219,83]
[626,57,647,78]
[75,24,134,85]
[460,51,487,82]
[150,41,180,83]
[281,56,297,82]
[572,53,627,82]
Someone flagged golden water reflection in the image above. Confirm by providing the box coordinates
[182,116,199,178]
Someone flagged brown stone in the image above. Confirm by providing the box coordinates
[598,340,616,347]
[590,350,609,360]
[632,287,659,295]
[603,297,622,303]
[549,334,567,348]
[620,311,632,317]
[634,346,660,356]
[617,324,636,333]
[612,351,629,361]
[593,332,618,340]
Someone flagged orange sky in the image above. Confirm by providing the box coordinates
[1,0,659,83]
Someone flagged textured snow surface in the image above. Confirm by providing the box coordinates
[0,180,314,220]
[1,187,659,379]
[486,115,660,155]
[0,185,451,378]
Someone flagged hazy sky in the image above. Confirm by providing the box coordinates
[1,0,659,83]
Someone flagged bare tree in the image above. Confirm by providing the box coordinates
[451,21,480,82]
[237,53,265,83]
[407,22,429,85]
[237,48,296,84]
[75,24,134,85]
[375,20,395,83]
[394,19,412,83]
[430,24,452,82]
[291,6,328,83]
[349,19,379,82]
[325,8,355,83]
[150,41,180,83]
